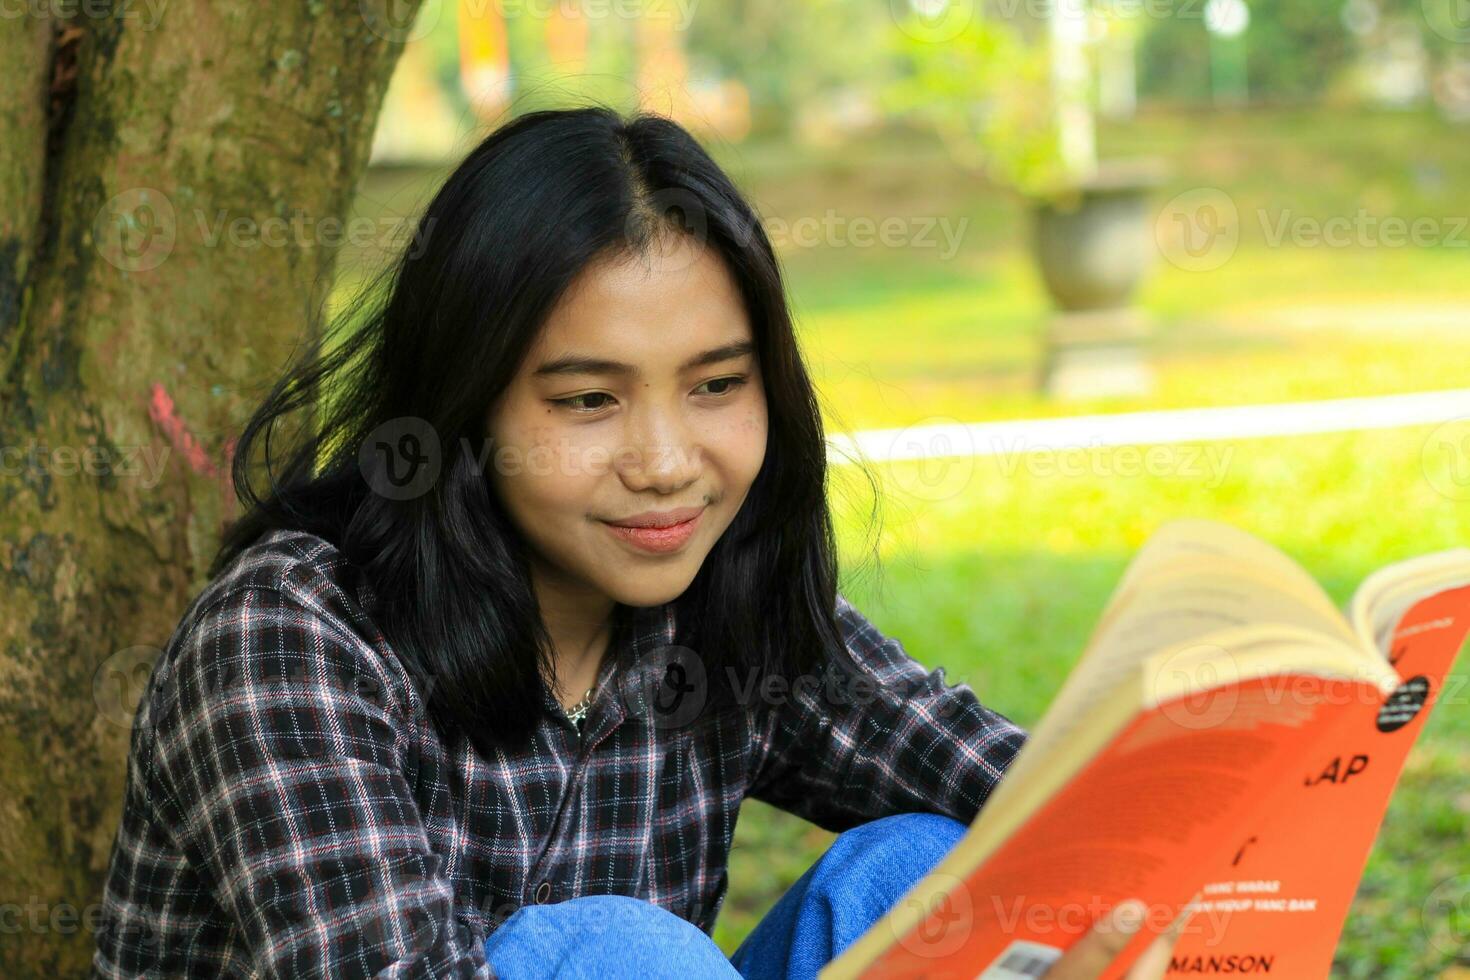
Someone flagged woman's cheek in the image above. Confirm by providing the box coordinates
[524,429,608,500]
[553,426,615,483]
[739,406,769,478]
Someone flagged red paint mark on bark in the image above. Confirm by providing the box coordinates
[148,382,218,477]
[148,385,244,526]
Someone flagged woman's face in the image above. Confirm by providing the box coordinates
[486,234,769,610]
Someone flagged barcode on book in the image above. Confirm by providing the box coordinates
[977,939,1063,979]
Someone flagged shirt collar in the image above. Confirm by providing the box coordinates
[544,602,676,744]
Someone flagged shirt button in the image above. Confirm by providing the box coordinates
[534,880,553,904]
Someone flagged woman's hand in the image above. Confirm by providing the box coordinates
[1042,899,1188,979]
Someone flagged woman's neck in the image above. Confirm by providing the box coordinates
[530,561,616,710]
[549,617,612,710]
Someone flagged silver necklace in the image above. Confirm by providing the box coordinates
[563,619,618,727]
[564,684,597,726]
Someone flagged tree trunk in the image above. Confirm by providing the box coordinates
[0,2,421,972]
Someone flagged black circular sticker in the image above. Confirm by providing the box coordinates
[1376,675,1431,733]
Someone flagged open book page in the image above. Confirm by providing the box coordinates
[982,573,1371,832]
[1160,577,1470,977]
[1348,547,1470,653]
[1107,520,1349,632]
[982,520,1364,822]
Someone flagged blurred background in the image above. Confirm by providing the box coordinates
[345,2,1470,973]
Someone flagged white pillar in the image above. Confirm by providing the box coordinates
[1050,0,1098,180]
[1098,26,1137,120]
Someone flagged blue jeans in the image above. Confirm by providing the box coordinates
[482,811,968,979]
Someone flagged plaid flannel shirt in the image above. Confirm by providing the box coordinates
[94,529,1028,978]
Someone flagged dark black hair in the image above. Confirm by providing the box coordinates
[211,105,877,752]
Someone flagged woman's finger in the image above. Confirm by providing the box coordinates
[1124,905,1191,979]
[1042,899,1149,979]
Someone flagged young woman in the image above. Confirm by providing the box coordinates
[94,107,1183,979]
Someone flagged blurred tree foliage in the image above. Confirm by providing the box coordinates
[1134,0,1469,106]
[684,0,895,135]
[881,9,1073,198]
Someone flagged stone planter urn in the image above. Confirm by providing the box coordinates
[1029,157,1168,398]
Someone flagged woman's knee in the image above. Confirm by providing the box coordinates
[484,894,738,978]
[492,894,705,947]
[834,811,968,863]
[809,811,968,897]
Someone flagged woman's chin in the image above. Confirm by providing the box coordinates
[601,565,700,609]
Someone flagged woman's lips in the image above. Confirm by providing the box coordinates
[602,509,704,554]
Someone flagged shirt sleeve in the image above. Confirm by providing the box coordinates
[745,592,1029,832]
[145,578,490,979]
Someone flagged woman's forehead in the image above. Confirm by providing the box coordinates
[528,246,753,374]
[560,236,740,314]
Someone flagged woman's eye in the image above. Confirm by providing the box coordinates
[555,392,615,413]
[553,377,746,412]
[696,375,748,397]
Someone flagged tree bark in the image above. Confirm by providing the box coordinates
[0,2,421,972]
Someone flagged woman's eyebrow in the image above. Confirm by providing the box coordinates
[532,339,755,378]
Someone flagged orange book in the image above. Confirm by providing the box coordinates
[820,519,1470,979]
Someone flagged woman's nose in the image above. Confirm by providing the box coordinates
[617,410,702,494]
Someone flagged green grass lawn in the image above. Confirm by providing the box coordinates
[341,104,1470,975]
